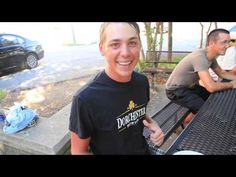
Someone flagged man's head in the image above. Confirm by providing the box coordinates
[99,22,141,82]
[207,28,230,45]
[207,28,231,56]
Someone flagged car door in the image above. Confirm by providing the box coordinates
[0,37,12,72]
[0,35,25,72]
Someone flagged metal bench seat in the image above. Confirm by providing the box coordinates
[143,101,190,154]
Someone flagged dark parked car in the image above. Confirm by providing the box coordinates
[0,33,44,76]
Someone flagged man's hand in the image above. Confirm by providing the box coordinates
[230,80,236,88]
[143,115,164,146]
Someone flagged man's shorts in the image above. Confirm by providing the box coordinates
[166,85,210,114]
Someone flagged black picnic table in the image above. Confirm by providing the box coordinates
[166,88,236,155]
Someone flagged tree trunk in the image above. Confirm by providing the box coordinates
[199,22,204,48]
[144,22,151,50]
[144,22,159,63]
[71,24,76,45]
[157,22,163,63]
[214,22,218,29]
[152,22,159,51]
[140,42,146,61]
[167,22,173,62]
[205,22,212,47]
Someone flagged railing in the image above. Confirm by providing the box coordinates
[143,50,192,89]
[145,50,192,64]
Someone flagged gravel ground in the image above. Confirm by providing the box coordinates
[147,84,170,116]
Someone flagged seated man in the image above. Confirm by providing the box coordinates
[165,28,236,125]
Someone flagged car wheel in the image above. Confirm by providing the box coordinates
[25,53,38,69]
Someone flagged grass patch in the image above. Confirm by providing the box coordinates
[158,56,184,69]
[0,90,7,101]
[136,59,153,72]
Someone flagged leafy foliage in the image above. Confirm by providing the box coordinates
[0,90,7,101]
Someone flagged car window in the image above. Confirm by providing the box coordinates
[0,39,3,47]
[0,37,5,47]
[0,35,18,47]
[16,37,25,44]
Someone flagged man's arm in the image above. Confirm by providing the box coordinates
[70,131,92,155]
[214,65,236,80]
[198,70,234,93]
[228,66,236,75]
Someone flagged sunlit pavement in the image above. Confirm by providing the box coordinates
[0,45,105,91]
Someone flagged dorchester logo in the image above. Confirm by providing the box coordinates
[116,100,146,132]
